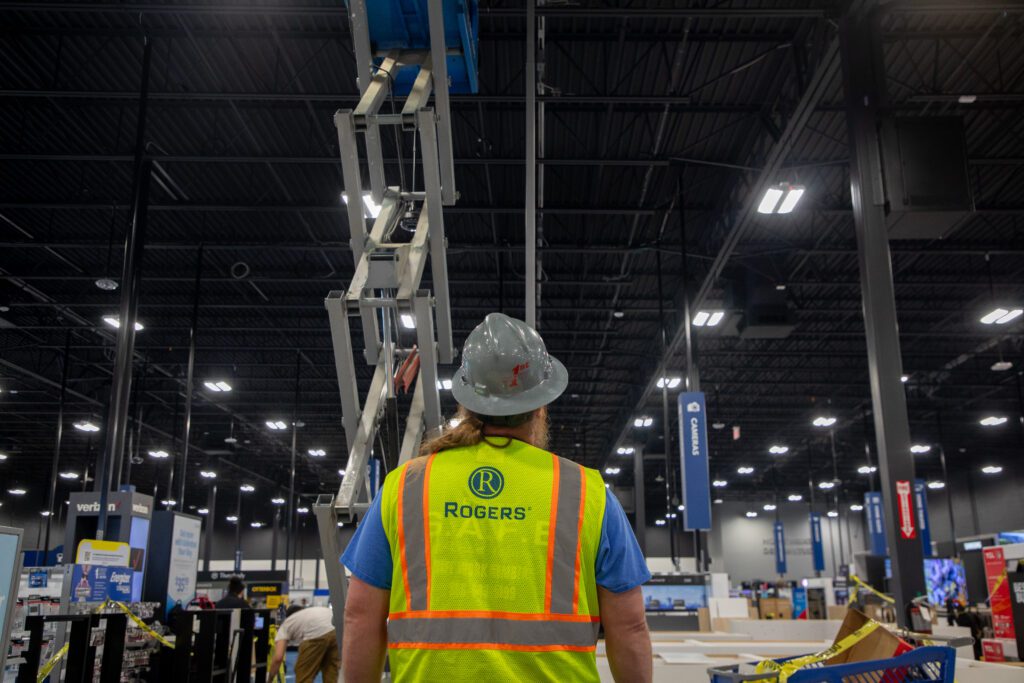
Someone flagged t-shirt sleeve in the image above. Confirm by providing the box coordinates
[275,617,294,643]
[339,493,393,590]
[595,488,652,593]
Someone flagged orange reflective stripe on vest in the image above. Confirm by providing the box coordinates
[397,454,434,611]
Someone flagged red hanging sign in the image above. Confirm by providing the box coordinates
[895,480,916,539]
[983,546,1016,640]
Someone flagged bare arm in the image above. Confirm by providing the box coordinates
[599,586,652,683]
[268,640,287,681]
[342,576,390,683]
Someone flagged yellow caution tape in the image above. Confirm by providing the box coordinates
[755,620,881,683]
[108,600,175,649]
[36,643,69,683]
[268,624,285,683]
[34,599,174,682]
[847,574,896,606]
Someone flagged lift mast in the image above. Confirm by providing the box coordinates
[313,0,478,652]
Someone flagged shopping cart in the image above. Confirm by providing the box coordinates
[707,633,972,683]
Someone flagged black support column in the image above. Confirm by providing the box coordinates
[839,4,925,626]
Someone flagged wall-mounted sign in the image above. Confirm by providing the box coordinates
[895,480,916,540]
[76,539,130,567]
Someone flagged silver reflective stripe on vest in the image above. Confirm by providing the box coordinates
[549,458,583,614]
[389,617,600,648]
[402,458,429,611]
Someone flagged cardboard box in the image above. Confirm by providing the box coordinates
[697,607,711,632]
[759,597,793,620]
[826,608,913,666]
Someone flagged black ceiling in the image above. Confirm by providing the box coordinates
[1,1,1023,525]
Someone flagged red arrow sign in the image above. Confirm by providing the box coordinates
[896,480,916,539]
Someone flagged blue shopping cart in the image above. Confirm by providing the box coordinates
[708,637,971,683]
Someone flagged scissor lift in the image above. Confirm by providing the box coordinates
[314,0,479,652]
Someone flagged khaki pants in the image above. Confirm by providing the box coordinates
[294,630,339,683]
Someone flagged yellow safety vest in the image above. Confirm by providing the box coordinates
[379,438,607,682]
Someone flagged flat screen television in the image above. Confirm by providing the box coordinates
[642,575,708,611]
[923,558,967,606]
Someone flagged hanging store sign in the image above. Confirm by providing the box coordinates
[895,480,916,540]
[984,547,1016,641]
[810,513,825,573]
[677,392,711,531]
[774,521,787,576]
[913,480,932,557]
[864,492,886,555]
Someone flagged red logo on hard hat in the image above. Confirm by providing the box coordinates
[509,362,530,387]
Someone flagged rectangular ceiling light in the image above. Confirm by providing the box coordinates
[400,314,416,329]
[980,307,1022,325]
[757,187,785,214]
[757,184,805,215]
[342,192,382,219]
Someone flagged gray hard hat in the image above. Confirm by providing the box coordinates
[451,313,569,416]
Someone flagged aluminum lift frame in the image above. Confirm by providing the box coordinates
[314,0,461,655]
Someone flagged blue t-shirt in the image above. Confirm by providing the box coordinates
[342,487,650,594]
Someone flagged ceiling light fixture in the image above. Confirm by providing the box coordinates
[763,504,777,511]
[148,450,169,459]
[981,465,1003,475]
[714,498,724,504]
[788,494,803,502]
[857,465,877,474]
[980,416,1007,427]
[812,416,837,428]
[203,380,232,392]
[612,310,624,319]
[400,313,416,329]
[197,508,209,515]
[271,497,285,505]
[927,481,945,490]
[250,521,263,528]
[991,360,1013,372]
[633,416,654,428]
[616,446,635,456]
[73,421,100,432]
[95,277,118,291]
[958,94,977,104]
[8,488,26,495]
[757,183,805,214]
[654,519,667,526]
[226,515,238,522]
[436,379,453,390]
[768,445,789,455]
[850,504,864,511]
[656,376,682,389]
[199,470,217,479]
[102,316,143,331]
[308,448,326,457]
[980,307,1022,325]
[338,469,346,477]
[745,511,758,518]
[266,420,288,430]
[827,510,839,518]
[910,444,931,454]
[901,375,909,383]
[296,507,309,514]
[240,484,255,492]
[59,471,79,480]
[737,466,754,475]
[342,191,382,219]
[818,481,836,490]
[604,467,621,475]
[161,499,176,506]
[692,310,725,327]
[712,480,728,487]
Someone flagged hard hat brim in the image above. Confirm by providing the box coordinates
[450,356,568,417]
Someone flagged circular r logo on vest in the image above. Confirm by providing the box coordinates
[468,467,505,499]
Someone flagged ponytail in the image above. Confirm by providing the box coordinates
[418,406,484,456]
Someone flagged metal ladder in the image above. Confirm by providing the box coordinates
[313,0,473,654]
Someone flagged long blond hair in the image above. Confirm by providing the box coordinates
[418,406,549,456]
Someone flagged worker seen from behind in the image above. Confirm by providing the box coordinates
[269,605,339,683]
[341,313,653,682]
